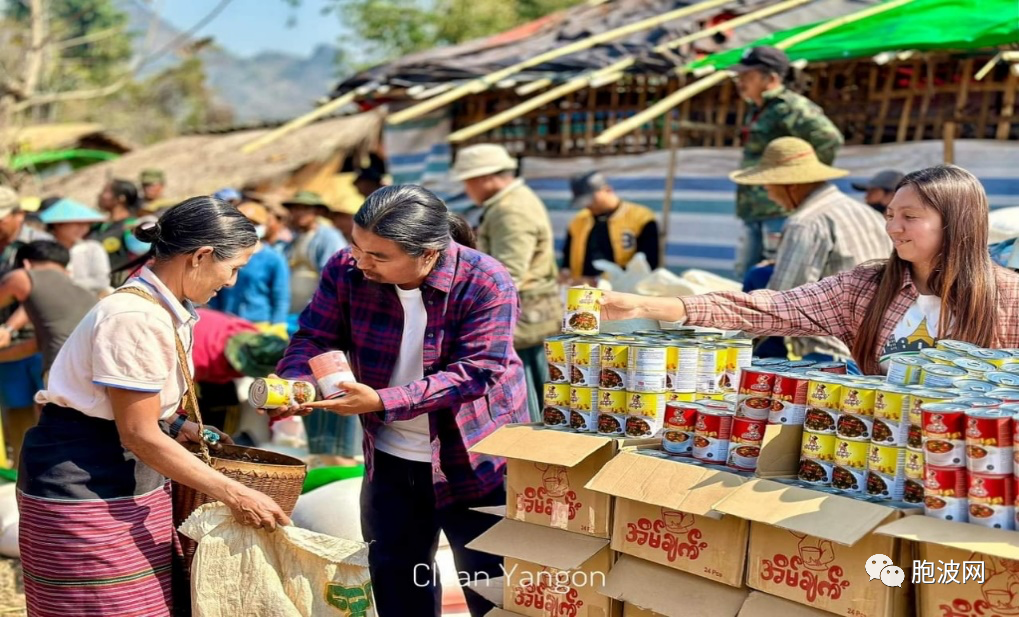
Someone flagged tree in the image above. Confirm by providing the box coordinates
[319,0,584,66]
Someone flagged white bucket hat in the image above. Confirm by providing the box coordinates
[451,144,518,181]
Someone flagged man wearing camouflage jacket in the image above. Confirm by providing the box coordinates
[733,46,844,277]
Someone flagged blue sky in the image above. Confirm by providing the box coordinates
[160,0,342,58]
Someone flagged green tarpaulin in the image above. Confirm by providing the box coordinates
[689,0,1019,71]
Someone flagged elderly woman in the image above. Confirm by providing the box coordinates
[19,197,289,617]
[272,185,527,617]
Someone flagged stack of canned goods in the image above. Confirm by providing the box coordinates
[543,296,754,439]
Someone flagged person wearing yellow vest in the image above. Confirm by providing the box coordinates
[562,171,660,283]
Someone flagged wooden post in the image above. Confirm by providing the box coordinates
[661,113,678,265]
[943,121,955,164]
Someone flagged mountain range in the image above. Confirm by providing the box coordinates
[117,0,343,123]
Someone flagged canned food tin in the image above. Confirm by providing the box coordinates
[904,478,925,504]
[726,342,754,393]
[836,413,873,441]
[867,469,905,501]
[988,388,1019,403]
[783,360,815,369]
[804,407,838,435]
[798,457,834,485]
[1002,364,1019,376]
[952,378,995,394]
[922,403,968,466]
[662,402,699,454]
[968,472,1015,529]
[544,335,573,383]
[834,438,869,469]
[965,410,1014,474]
[738,394,773,421]
[563,286,602,335]
[938,339,981,354]
[249,378,317,409]
[693,409,733,463]
[696,399,734,412]
[968,349,1014,368]
[953,357,997,378]
[697,345,728,394]
[951,396,1001,409]
[625,391,666,437]
[723,392,739,405]
[907,389,953,426]
[838,384,876,416]
[874,414,911,446]
[769,372,809,425]
[309,350,356,399]
[728,417,766,471]
[868,443,905,475]
[907,424,924,450]
[920,348,961,365]
[543,406,570,428]
[887,355,927,385]
[569,386,597,413]
[665,343,699,392]
[600,343,628,391]
[667,391,697,403]
[739,368,778,397]
[597,388,626,414]
[627,343,667,373]
[905,448,925,479]
[569,409,596,432]
[627,369,668,393]
[874,386,912,422]
[920,365,968,389]
[597,413,625,436]
[570,339,602,386]
[697,392,726,401]
[924,466,969,522]
[831,464,867,493]
[986,372,1019,388]
[807,378,843,409]
[801,430,836,462]
[544,382,571,408]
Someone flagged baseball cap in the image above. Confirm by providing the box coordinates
[731,46,790,76]
[852,170,905,192]
[570,171,610,209]
[140,169,165,185]
[214,188,242,202]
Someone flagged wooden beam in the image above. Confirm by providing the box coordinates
[240,88,366,154]
[594,0,917,145]
[943,121,955,164]
[996,68,1018,140]
[386,0,738,125]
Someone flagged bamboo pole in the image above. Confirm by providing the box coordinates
[240,88,366,154]
[594,0,916,145]
[448,0,814,143]
[942,121,955,164]
[660,115,678,263]
[385,0,739,125]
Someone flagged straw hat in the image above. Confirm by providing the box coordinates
[451,144,518,181]
[729,137,849,185]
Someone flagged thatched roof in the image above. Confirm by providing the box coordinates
[37,110,383,203]
[1,122,133,153]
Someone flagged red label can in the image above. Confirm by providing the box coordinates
[969,472,1015,530]
[922,403,968,440]
[727,416,766,471]
[693,409,733,464]
[769,372,809,425]
[309,350,356,399]
[662,402,700,455]
[965,410,1014,475]
[924,466,969,522]
[812,362,848,374]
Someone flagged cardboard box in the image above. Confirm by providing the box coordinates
[737,592,837,616]
[586,450,750,586]
[714,478,916,617]
[878,515,1019,617]
[486,611,526,617]
[468,518,621,617]
[471,424,651,537]
[600,554,749,616]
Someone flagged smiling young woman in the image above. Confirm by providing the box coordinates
[599,165,1019,374]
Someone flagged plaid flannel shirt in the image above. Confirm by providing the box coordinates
[684,263,1019,373]
[277,243,529,507]
[767,184,892,359]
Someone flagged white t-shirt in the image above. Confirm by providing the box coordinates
[36,267,196,421]
[373,286,432,462]
[880,294,942,367]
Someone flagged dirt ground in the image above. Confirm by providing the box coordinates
[0,559,24,616]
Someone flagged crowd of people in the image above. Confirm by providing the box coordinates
[1,44,1015,617]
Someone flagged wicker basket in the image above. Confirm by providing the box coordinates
[173,443,307,565]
